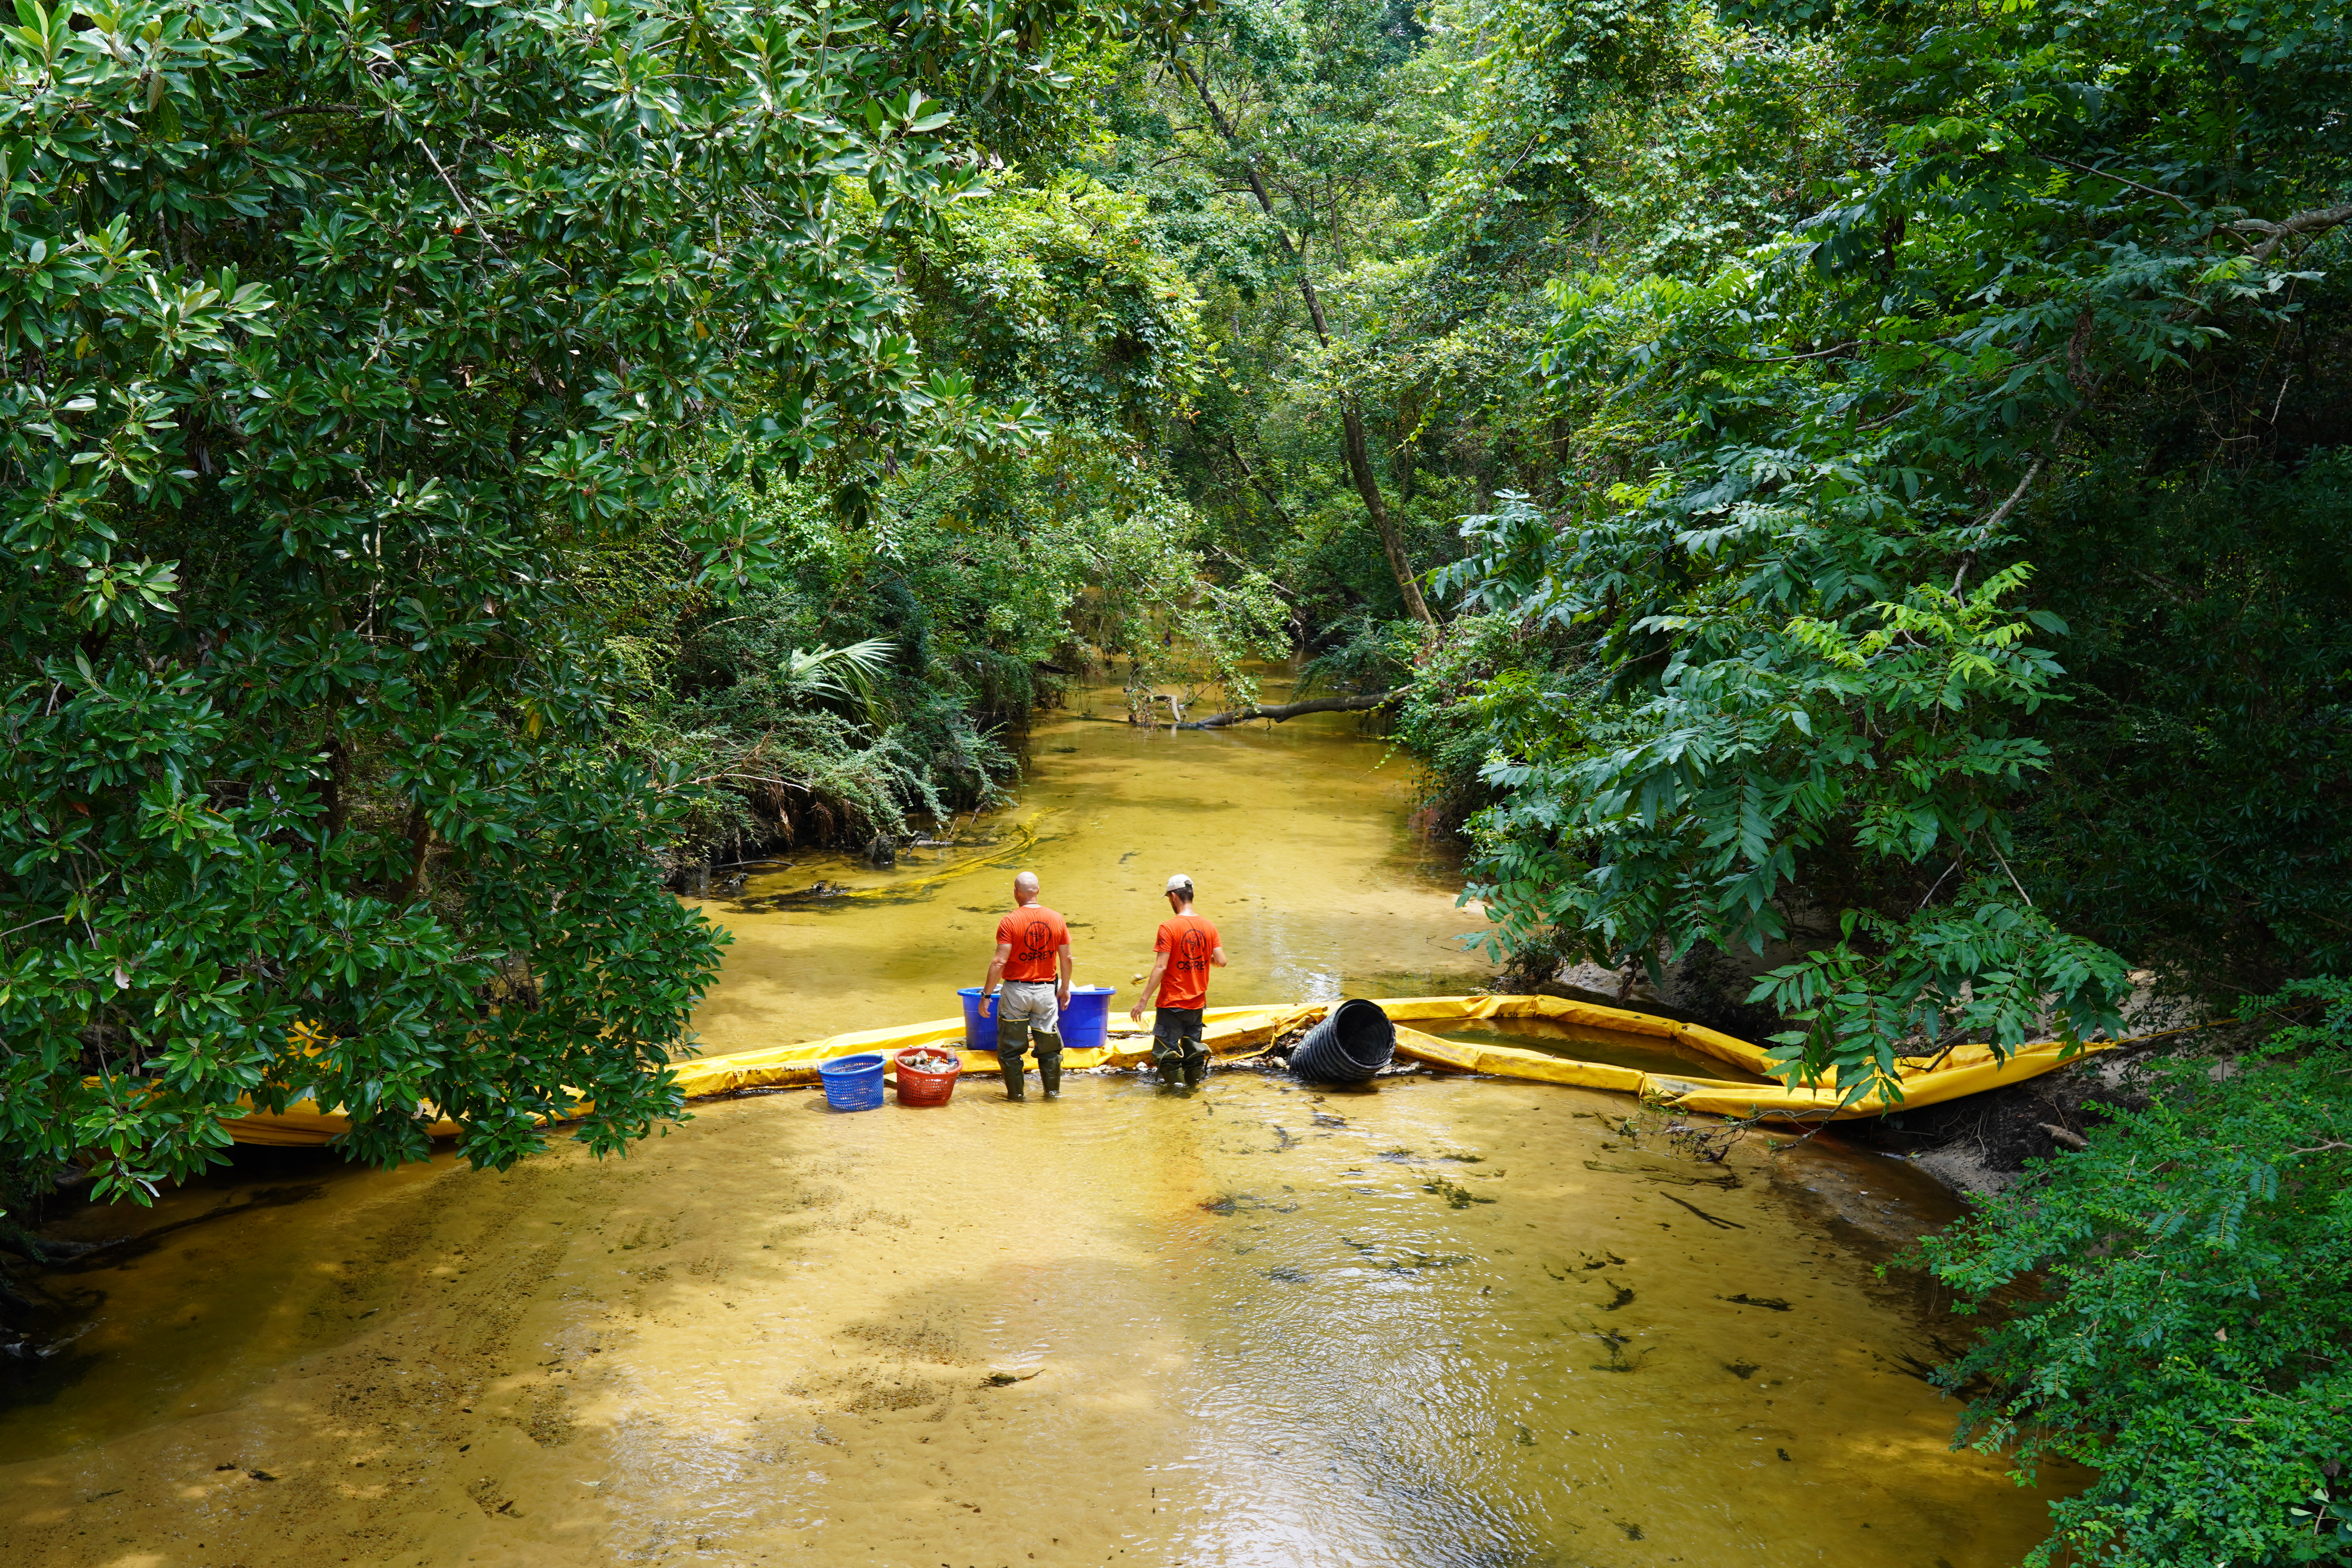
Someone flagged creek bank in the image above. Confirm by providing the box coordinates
[1522,956,2202,1200]
[1838,1036,2225,1196]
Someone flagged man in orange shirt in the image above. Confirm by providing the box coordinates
[980,871,1073,1101]
[1128,873,1226,1090]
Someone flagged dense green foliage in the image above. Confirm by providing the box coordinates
[610,167,1288,865]
[1026,0,2352,1095]
[1043,4,2352,1557]
[1915,982,2352,1567]
[0,0,1128,1201]
[1423,0,2352,1094]
[8,0,2350,1553]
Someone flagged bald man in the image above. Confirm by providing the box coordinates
[979,872,1074,1101]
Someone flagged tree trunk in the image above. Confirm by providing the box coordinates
[320,734,347,855]
[1174,690,1406,729]
[395,801,433,904]
[1341,407,1434,625]
[1176,58,1435,627]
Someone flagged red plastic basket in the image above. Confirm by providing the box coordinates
[893,1047,962,1107]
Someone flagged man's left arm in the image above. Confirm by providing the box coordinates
[1056,940,1073,1009]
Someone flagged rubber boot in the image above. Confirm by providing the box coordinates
[1037,1049,1063,1100]
[1154,1056,1181,1090]
[1181,1053,1207,1090]
[996,1018,1028,1101]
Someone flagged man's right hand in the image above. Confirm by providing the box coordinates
[1128,1001,1144,1022]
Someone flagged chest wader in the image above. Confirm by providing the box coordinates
[996,1014,1063,1101]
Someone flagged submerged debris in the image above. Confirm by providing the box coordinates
[1720,1293,1792,1312]
[1198,1191,1297,1215]
[1660,1193,1744,1229]
[1422,1177,1497,1210]
[1587,1326,1648,1374]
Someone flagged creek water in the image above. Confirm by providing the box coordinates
[0,678,2070,1567]
[686,678,1491,1055]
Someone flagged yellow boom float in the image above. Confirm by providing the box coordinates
[216,994,2114,1147]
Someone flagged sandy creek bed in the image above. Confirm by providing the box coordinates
[1,681,2072,1565]
[4,1073,2060,1567]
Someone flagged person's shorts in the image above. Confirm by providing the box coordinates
[996,980,1061,1036]
[1151,1006,1206,1059]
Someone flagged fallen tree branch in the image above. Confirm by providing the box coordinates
[2227,200,2352,265]
[1175,690,1406,730]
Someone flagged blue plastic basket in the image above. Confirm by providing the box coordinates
[818,1053,887,1112]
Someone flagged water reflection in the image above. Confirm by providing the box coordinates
[0,1056,2060,1568]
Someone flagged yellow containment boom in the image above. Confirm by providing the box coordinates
[215,994,2112,1147]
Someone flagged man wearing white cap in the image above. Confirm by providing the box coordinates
[1129,873,1226,1089]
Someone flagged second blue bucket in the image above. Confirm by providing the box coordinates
[956,987,996,1051]
[818,1053,886,1111]
[1060,985,1116,1052]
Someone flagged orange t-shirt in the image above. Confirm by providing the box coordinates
[1153,914,1221,1010]
[995,904,1070,982]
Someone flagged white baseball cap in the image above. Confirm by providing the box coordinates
[1164,873,1194,893]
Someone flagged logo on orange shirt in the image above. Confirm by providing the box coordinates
[1013,913,1060,963]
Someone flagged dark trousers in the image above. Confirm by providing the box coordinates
[1151,1007,1206,1064]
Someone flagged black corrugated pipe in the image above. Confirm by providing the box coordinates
[1290,998,1396,1083]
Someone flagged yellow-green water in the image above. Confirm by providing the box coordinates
[683,680,1490,1054]
[0,679,2071,1566]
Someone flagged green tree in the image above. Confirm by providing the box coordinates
[497,143,1295,886]
[1084,0,1461,625]
[0,0,1103,1208]
[1436,0,2352,1094]
[1912,982,2352,1567]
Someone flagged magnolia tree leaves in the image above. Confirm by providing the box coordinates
[0,0,1113,1202]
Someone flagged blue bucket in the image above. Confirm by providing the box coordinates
[956,987,997,1051]
[818,1053,887,1112]
[1060,985,1116,1052]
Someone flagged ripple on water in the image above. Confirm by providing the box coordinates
[2,1072,2069,1568]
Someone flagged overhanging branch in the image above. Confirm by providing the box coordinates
[2227,201,2352,265]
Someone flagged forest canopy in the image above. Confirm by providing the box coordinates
[4,0,2349,1558]
[0,0,1183,1203]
